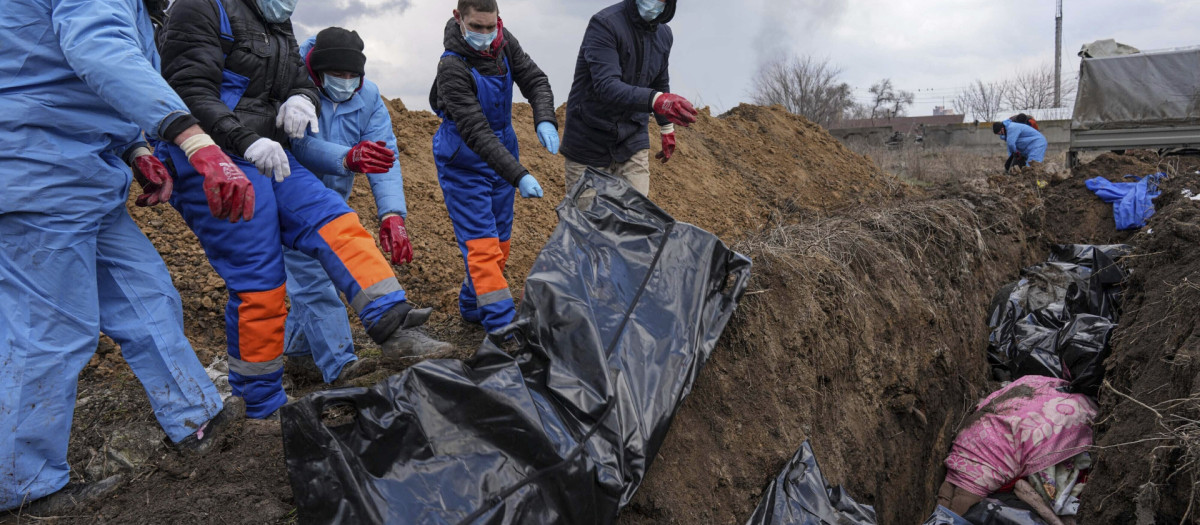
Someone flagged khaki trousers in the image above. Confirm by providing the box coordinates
[563,149,652,197]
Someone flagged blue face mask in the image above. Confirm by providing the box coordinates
[256,0,299,23]
[323,74,360,103]
[460,22,497,51]
[636,0,666,22]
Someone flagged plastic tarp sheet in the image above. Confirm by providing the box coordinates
[1072,47,1200,130]
[962,494,1050,525]
[745,441,877,525]
[1086,173,1167,231]
[1077,39,1140,59]
[922,506,972,525]
[279,168,752,524]
[986,245,1127,396]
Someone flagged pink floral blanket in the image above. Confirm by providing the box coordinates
[945,375,1098,497]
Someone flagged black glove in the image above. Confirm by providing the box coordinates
[1004,153,1017,172]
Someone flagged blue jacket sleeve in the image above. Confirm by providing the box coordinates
[363,96,407,219]
[582,16,657,113]
[1005,125,1019,156]
[51,0,191,140]
[291,134,354,178]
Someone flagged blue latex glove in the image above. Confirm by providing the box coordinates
[518,174,544,198]
[536,121,559,155]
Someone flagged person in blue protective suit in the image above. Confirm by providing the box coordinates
[282,27,415,384]
[560,0,698,197]
[0,0,251,513]
[157,0,452,420]
[429,0,558,338]
[994,120,1048,172]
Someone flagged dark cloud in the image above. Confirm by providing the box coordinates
[291,0,412,29]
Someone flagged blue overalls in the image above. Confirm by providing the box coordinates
[0,0,223,509]
[432,52,519,334]
[155,0,407,418]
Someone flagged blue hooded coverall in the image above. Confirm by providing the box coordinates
[1001,120,1048,164]
[155,0,409,418]
[284,37,408,383]
[433,52,520,334]
[0,0,223,509]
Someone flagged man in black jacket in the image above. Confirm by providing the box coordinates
[157,0,451,420]
[560,0,698,197]
[429,0,557,338]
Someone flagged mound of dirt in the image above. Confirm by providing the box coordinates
[1082,171,1200,523]
[384,101,902,321]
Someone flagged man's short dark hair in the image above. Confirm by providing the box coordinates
[458,0,498,15]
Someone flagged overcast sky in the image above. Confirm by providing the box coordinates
[290,0,1200,117]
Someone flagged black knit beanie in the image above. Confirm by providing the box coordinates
[310,27,366,75]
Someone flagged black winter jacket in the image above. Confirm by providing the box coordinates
[160,0,320,157]
[429,18,555,186]
[560,0,675,167]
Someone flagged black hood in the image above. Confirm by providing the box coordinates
[623,0,677,29]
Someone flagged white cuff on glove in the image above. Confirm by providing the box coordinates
[660,124,675,135]
[180,134,218,159]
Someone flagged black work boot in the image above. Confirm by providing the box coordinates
[380,327,454,360]
[173,396,245,455]
[19,475,124,517]
[366,304,452,360]
[333,357,378,385]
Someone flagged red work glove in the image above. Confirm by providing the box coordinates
[131,152,173,207]
[379,214,413,265]
[652,93,698,127]
[182,135,254,223]
[656,132,676,163]
[345,141,396,174]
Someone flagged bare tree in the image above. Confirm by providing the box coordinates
[1005,64,1077,110]
[750,54,855,128]
[954,80,1009,121]
[866,79,915,119]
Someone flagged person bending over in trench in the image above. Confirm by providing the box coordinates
[994,118,1048,173]
[157,0,452,420]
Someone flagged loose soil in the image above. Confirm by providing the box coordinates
[4,97,1197,524]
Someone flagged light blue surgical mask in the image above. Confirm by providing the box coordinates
[323,74,360,103]
[256,0,299,24]
[636,0,666,22]
[460,23,497,51]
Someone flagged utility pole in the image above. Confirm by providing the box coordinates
[1054,0,1063,107]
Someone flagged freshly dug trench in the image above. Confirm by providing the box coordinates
[623,189,1040,523]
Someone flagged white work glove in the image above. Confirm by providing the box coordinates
[244,138,291,182]
[276,95,319,140]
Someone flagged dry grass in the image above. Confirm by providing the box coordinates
[846,144,1006,186]
[733,199,996,331]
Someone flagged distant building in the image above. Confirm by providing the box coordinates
[830,114,965,133]
[932,106,956,116]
